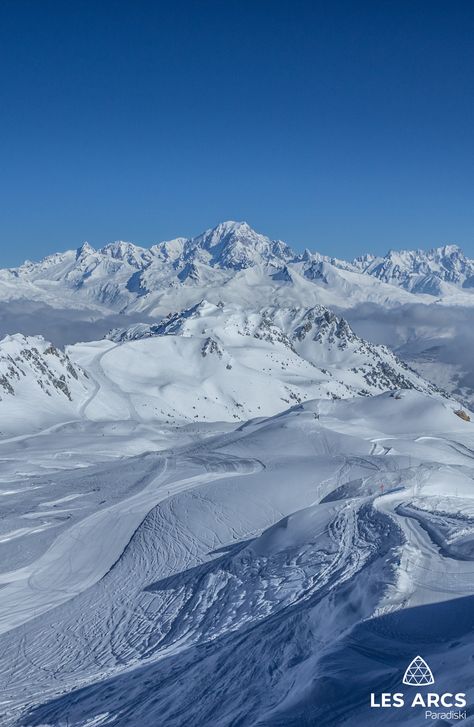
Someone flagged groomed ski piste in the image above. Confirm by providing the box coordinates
[1,366,474,724]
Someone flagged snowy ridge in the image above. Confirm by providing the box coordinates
[2,222,474,318]
[96,299,444,424]
[0,300,450,432]
[0,299,449,437]
[351,243,474,293]
[0,299,447,435]
[0,334,90,434]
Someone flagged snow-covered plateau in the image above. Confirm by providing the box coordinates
[1,222,474,726]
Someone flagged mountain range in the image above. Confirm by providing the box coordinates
[3,221,474,313]
[2,222,474,726]
[0,297,445,437]
[0,220,473,414]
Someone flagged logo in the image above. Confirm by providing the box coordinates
[369,655,467,719]
[402,656,435,686]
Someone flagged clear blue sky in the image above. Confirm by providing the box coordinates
[1,0,473,266]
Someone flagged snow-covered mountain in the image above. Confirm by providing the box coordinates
[104,299,442,410]
[0,334,90,434]
[2,220,474,411]
[0,299,447,436]
[0,221,295,311]
[1,222,474,727]
[152,220,294,269]
[351,243,474,294]
[3,222,474,317]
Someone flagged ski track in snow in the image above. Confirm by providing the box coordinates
[0,391,472,725]
[0,453,264,635]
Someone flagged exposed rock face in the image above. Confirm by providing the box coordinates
[0,334,88,403]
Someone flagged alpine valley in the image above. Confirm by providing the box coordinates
[1,222,474,726]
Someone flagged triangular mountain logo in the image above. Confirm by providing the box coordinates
[402,656,435,686]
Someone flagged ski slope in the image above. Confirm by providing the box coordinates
[0,391,473,725]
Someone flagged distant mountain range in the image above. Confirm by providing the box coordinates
[2,221,474,314]
[0,220,473,427]
[351,243,474,294]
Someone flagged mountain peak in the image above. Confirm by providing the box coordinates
[76,241,95,260]
[195,220,260,246]
[431,243,463,258]
[208,220,250,234]
[188,220,294,270]
[100,240,145,255]
[99,240,153,268]
[351,241,474,293]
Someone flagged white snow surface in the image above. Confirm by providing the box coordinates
[1,222,474,725]
[0,390,473,725]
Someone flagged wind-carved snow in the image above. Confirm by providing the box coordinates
[0,392,473,726]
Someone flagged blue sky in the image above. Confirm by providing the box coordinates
[1,0,473,266]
